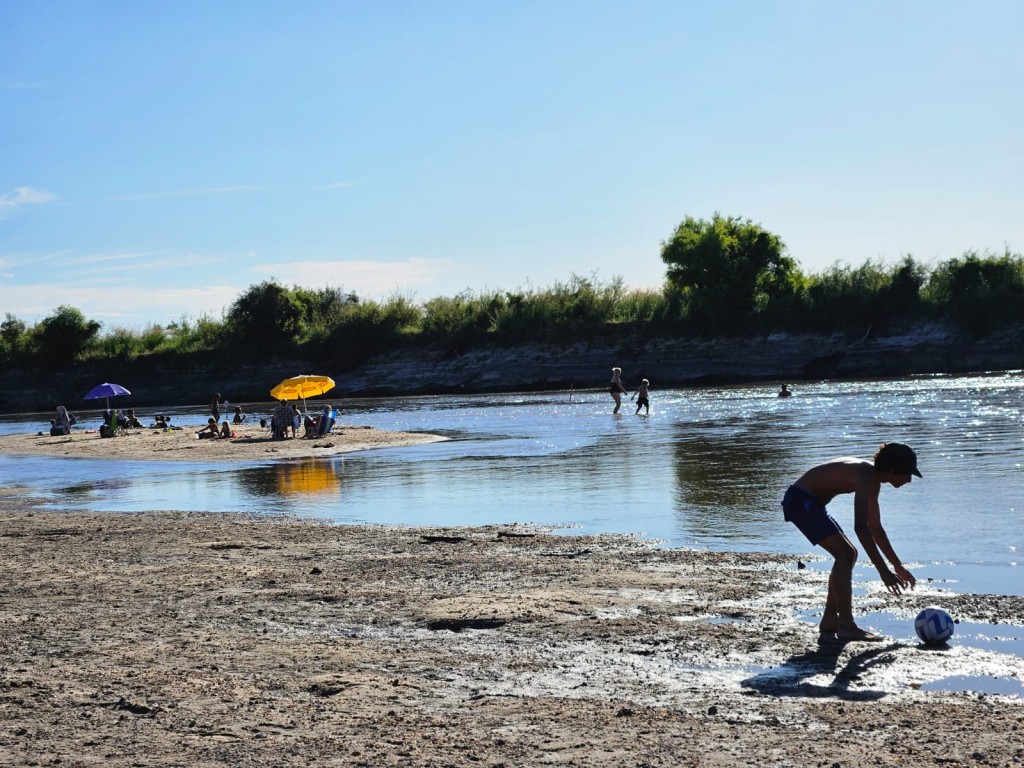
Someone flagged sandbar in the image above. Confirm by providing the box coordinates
[0,422,446,463]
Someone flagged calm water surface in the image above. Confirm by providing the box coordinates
[2,372,1022,599]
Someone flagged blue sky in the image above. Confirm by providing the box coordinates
[3,2,1023,330]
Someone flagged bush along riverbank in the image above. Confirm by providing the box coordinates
[2,320,1021,414]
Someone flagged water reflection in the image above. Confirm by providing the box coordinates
[240,459,344,499]
[671,416,791,541]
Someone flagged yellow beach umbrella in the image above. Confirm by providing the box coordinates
[270,374,336,414]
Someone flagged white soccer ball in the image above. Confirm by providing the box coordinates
[914,606,955,644]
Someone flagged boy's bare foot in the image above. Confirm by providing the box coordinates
[836,625,885,642]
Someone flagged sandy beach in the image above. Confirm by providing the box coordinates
[1,485,1022,766]
[0,422,447,463]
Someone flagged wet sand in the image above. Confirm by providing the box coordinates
[0,423,446,463]
[1,489,1022,767]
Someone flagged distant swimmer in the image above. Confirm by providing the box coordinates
[634,378,650,415]
[609,367,627,414]
[778,384,792,398]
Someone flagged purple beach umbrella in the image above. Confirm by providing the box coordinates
[84,382,131,410]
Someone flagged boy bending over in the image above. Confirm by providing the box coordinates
[782,442,922,641]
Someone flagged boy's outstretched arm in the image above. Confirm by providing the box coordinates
[853,482,910,595]
[866,517,916,589]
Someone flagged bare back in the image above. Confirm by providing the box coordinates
[793,457,880,505]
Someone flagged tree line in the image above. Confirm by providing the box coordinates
[3,214,1023,371]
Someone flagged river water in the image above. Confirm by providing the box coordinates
[3,372,1020,571]
[2,372,1023,683]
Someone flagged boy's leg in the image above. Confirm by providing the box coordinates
[816,532,857,632]
[816,532,883,640]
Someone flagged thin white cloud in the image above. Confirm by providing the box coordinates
[307,181,352,190]
[250,257,454,298]
[62,251,161,266]
[0,255,454,329]
[0,249,74,272]
[101,185,267,203]
[90,181,351,204]
[0,283,238,326]
[1,249,227,280]
[0,187,57,214]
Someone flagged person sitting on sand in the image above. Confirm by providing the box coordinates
[781,442,921,642]
[316,405,336,437]
[219,421,232,438]
[99,409,123,438]
[232,406,246,425]
[54,405,76,435]
[123,409,144,428]
[196,418,220,440]
[271,400,293,440]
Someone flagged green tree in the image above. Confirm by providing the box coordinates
[660,214,799,333]
[0,313,28,362]
[924,250,1024,336]
[225,281,307,352]
[32,305,101,368]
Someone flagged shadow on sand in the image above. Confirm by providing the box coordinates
[741,638,905,701]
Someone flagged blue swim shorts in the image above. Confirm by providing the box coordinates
[781,485,843,545]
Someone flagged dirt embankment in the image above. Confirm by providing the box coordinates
[1,494,1022,767]
[3,322,1021,413]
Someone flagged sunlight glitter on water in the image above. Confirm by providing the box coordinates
[1,372,1021,582]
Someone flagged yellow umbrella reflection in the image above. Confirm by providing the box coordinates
[275,460,341,496]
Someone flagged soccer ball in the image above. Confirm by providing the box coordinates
[914,606,955,644]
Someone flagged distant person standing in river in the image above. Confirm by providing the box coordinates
[634,379,650,415]
[609,367,627,414]
[210,393,222,422]
[778,384,792,398]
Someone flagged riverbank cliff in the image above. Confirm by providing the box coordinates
[2,321,1021,413]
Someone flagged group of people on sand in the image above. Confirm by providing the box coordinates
[266,400,336,440]
[49,405,187,438]
[196,418,234,440]
[46,393,335,443]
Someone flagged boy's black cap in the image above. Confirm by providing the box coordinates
[876,442,922,477]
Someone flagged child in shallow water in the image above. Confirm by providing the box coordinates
[781,442,921,642]
[634,379,650,415]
